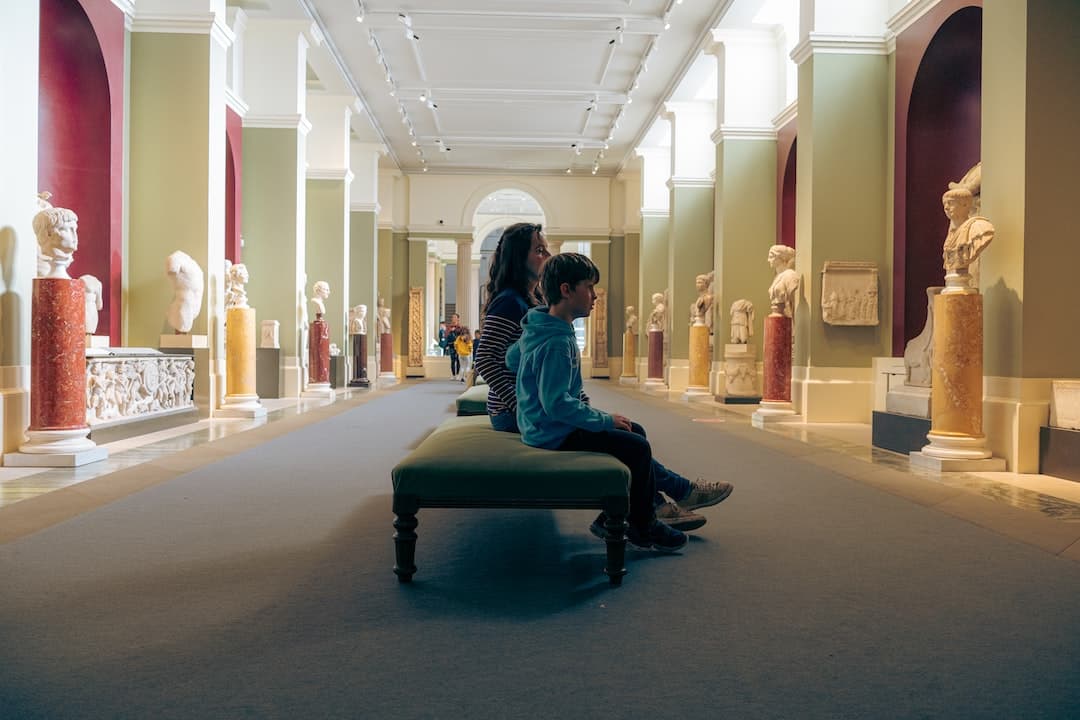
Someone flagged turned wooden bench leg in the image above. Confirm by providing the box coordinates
[392,495,420,583]
[602,497,629,586]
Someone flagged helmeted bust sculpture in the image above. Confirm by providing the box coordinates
[941,187,994,283]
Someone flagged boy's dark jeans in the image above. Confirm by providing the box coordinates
[449,350,460,376]
[558,423,656,528]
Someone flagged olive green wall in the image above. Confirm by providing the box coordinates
[391,231,408,357]
[982,0,1080,378]
[242,128,303,357]
[794,52,891,368]
[306,179,348,351]
[668,185,714,359]
[349,211,378,332]
[129,32,212,344]
[714,139,776,359]
[406,239,427,358]
[640,215,670,347]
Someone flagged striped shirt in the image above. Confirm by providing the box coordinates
[474,289,531,418]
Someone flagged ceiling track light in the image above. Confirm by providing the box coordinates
[565,168,572,174]
[354,0,364,23]
[419,91,427,102]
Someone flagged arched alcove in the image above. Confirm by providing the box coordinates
[897,6,982,353]
[225,134,239,264]
[39,0,112,336]
[470,190,546,312]
[780,138,797,248]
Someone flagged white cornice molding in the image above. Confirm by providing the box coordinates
[351,202,381,214]
[711,125,778,144]
[710,28,780,48]
[790,33,889,65]
[131,13,235,48]
[377,220,396,231]
[666,177,715,189]
[546,227,613,238]
[110,0,134,21]
[225,87,248,117]
[887,0,944,37]
[242,114,311,132]
[772,101,798,130]
[407,225,474,235]
[306,169,354,183]
[641,209,670,218]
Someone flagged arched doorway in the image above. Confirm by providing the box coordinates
[470,189,546,316]
[780,138,797,248]
[39,0,115,339]
[896,6,982,354]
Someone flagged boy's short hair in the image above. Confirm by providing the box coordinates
[540,252,600,306]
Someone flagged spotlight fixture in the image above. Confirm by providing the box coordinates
[423,167,428,172]
[565,168,572,174]
[419,92,428,102]
[354,0,365,23]
[411,140,417,146]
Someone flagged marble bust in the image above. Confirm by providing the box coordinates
[225,262,249,310]
[647,291,666,332]
[350,304,368,335]
[729,299,754,344]
[690,271,715,330]
[165,250,204,333]
[80,274,103,335]
[32,202,79,279]
[941,187,994,287]
[624,306,637,335]
[377,296,391,335]
[311,280,330,316]
[767,245,799,317]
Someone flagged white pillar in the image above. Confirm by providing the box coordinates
[455,238,473,329]
[469,259,481,332]
[426,252,437,353]
[0,0,39,453]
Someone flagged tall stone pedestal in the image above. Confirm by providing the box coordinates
[5,279,106,467]
[219,307,266,418]
[619,333,638,386]
[752,313,798,427]
[681,323,711,403]
[349,333,371,387]
[642,329,667,395]
[378,332,398,385]
[911,281,1005,471]
[719,342,760,404]
[302,314,334,400]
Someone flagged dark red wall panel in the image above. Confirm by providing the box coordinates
[776,118,797,249]
[225,107,243,264]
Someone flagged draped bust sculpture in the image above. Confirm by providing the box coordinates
[690,271,715,330]
[350,304,367,334]
[647,291,666,332]
[165,251,204,333]
[767,245,799,317]
[224,262,249,310]
[377,296,391,335]
[624,306,637,334]
[311,280,330,316]
[941,187,994,284]
[729,299,754,344]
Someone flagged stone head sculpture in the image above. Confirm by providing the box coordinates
[32,204,79,279]
[311,280,330,316]
[767,245,799,317]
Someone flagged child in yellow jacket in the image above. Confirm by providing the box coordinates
[453,327,472,381]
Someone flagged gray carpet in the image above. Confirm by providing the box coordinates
[1,381,1079,720]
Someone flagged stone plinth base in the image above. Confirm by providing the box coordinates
[909,452,1007,472]
[642,379,667,396]
[160,333,208,349]
[1040,426,1080,482]
[378,372,399,386]
[724,343,758,398]
[256,349,282,398]
[681,386,712,404]
[88,335,110,348]
[217,394,267,419]
[886,386,931,418]
[302,382,335,400]
[872,411,932,455]
[618,376,638,386]
[5,446,108,467]
[5,428,107,467]
[752,401,799,428]
[716,394,761,404]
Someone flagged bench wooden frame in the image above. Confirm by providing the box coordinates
[392,494,630,586]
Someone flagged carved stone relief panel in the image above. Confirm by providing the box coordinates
[820,261,879,326]
[407,287,424,367]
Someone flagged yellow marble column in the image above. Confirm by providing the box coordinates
[682,322,711,402]
[620,333,637,385]
[219,306,265,418]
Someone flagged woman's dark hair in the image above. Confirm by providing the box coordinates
[482,222,543,315]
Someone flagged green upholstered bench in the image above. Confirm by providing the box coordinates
[391,415,632,585]
[454,384,490,416]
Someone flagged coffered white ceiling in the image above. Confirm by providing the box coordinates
[247,0,768,175]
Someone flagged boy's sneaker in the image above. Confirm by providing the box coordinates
[678,480,734,511]
[626,519,688,553]
[655,502,706,532]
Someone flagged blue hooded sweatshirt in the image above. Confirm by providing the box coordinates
[507,306,614,449]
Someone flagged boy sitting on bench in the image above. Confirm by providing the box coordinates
[507,253,687,552]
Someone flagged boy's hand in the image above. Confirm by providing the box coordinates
[612,414,632,431]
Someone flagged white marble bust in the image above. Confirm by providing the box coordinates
[350,304,368,335]
[729,299,754,344]
[377,296,391,335]
[32,203,79,279]
[941,187,994,287]
[767,245,799,318]
[311,280,330,316]
[80,274,103,335]
[624,306,637,335]
[225,262,249,310]
[690,271,715,329]
[647,291,666,332]
[165,250,204,333]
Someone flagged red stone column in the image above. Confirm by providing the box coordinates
[29,279,88,431]
[647,329,664,379]
[761,314,792,403]
[308,315,330,385]
[379,332,394,376]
